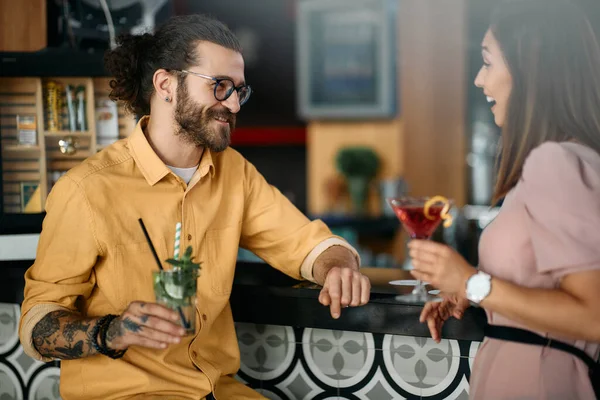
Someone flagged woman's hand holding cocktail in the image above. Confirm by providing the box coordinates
[408,240,474,342]
[407,240,476,296]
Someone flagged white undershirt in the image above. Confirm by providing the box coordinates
[167,165,199,185]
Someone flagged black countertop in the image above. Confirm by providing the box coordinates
[231,261,487,341]
[0,259,487,342]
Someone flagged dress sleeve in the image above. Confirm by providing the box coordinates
[520,142,600,280]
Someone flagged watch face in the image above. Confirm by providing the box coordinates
[467,273,491,302]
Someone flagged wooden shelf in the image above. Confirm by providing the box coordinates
[44,131,92,137]
[47,151,93,160]
[2,145,40,152]
[0,75,117,232]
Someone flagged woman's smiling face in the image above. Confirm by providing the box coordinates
[474,29,513,128]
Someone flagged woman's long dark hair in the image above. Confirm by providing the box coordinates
[490,0,600,203]
[104,14,242,116]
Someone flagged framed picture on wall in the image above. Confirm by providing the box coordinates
[296,0,398,120]
[20,182,41,213]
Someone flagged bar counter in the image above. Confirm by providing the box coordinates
[0,259,485,399]
[231,261,486,341]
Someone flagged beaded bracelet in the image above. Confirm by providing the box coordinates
[91,314,127,359]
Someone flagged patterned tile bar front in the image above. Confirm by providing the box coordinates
[0,303,480,400]
[236,323,479,400]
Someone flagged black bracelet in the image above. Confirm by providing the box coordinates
[90,315,113,355]
[91,314,126,359]
[99,316,127,359]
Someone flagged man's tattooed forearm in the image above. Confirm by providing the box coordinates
[32,310,68,349]
[85,325,97,356]
[55,340,85,359]
[63,320,90,343]
[31,311,98,360]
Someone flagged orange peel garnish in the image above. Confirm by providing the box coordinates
[424,196,453,228]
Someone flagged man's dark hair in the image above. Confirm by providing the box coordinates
[104,14,242,116]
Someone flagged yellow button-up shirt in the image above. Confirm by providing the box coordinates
[19,117,356,400]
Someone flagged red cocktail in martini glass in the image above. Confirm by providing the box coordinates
[387,196,453,303]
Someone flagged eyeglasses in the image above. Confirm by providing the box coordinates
[176,69,252,106]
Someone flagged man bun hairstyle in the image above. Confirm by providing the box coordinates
[104,14,242,116]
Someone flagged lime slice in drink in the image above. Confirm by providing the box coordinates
[164,282,184,299]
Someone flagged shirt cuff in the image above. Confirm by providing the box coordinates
[300,238,361,283]
[20,303,72,362]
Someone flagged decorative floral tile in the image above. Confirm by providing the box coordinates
[302,328,376,389]
[0,362,23,400]
[237,323,296,381]
[255,388,285,400]
[346,367,407,400]
[6,345,45,387]
[27,366,61,400]
[0,303,20,355]
[468,341,481,373]
[274,360,325,400]
[443,376,471,400]
[381,335,461,398]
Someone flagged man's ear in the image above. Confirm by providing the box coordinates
[153,69,176,102]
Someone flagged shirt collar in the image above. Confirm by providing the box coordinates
[128,116,215,186]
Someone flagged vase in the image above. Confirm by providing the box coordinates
[346,176,369,215]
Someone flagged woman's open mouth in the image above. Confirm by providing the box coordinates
[487,96,496,112]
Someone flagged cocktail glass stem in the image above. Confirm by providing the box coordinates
[408,235,431,301]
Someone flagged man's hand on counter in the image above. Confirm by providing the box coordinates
[312,246,371,319]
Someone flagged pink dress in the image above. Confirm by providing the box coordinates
[469,142,600,400]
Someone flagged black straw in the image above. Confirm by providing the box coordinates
[138,218,164,271]
[138,218,190,329]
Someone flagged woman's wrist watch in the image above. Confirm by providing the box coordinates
[465,271,492,304]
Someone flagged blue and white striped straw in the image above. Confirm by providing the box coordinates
[174,222,182,260]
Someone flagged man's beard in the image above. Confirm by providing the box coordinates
[173,83,236,153]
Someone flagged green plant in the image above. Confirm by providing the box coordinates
[165,245,202,273]
[335,147,380,178]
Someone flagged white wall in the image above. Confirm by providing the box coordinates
[0,234,39,261]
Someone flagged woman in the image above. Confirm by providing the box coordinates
[408,0,600,398]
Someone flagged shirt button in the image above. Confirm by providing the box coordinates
[187,234,192,240]
[202,314,207,321]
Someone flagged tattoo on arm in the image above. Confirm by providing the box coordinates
[105,318,124,345]
[32,310,101,360]
[123,317,142,333]
[140,315,149,324]
[32,310,65,350]
[63,320,90,343]
[55,341,85,359]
